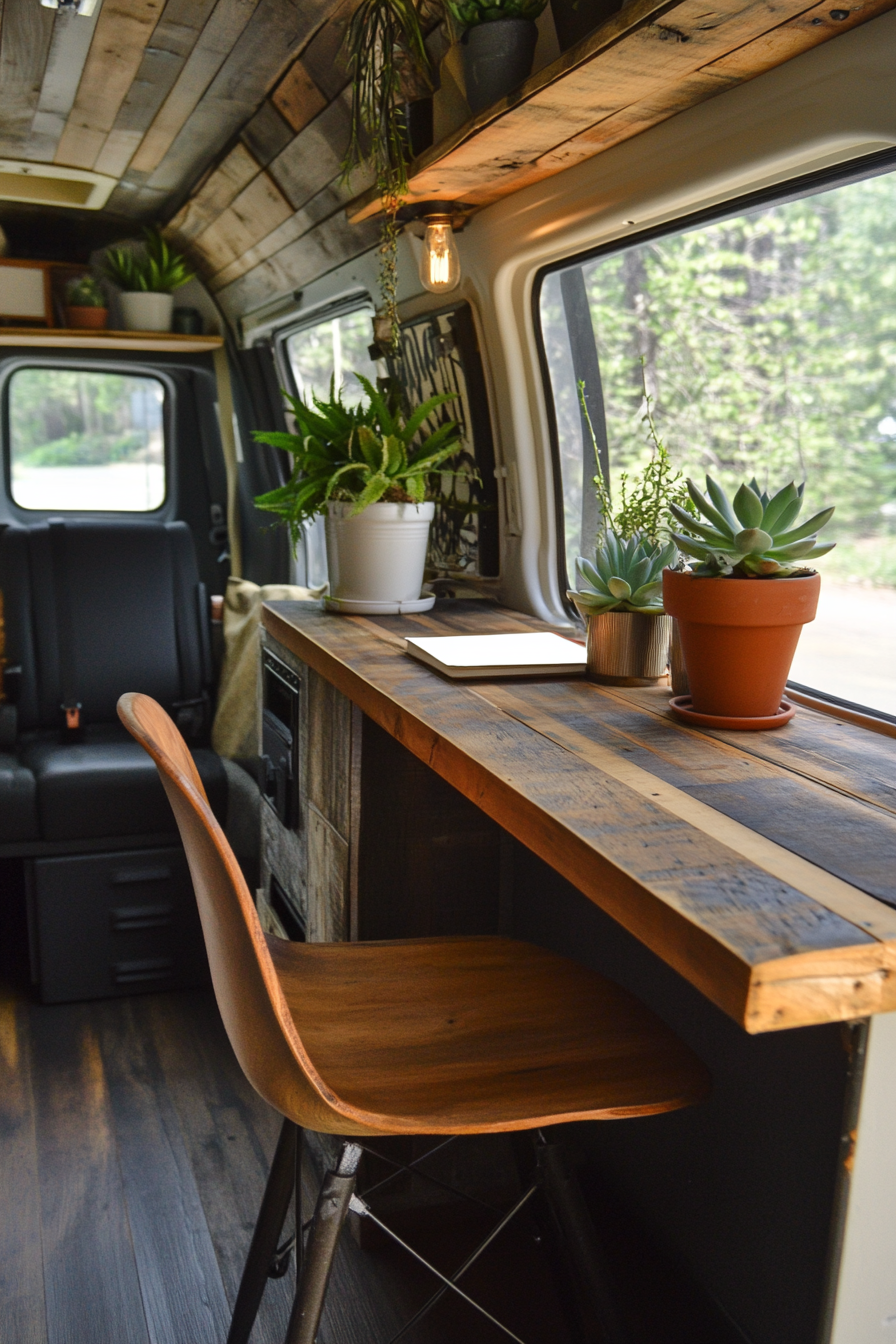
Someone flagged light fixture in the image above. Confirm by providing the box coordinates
[40,0,99,14]
[419,212,461,295]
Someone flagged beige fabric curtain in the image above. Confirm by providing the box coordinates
[211,576,323,760]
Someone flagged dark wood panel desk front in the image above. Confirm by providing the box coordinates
[262,599,896,1035]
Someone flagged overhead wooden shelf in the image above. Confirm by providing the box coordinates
[348,0,895,222]
[0,328,224,353]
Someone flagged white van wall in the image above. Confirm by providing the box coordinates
[272,9,896,622]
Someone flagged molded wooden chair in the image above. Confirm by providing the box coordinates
[118,691,710,1344]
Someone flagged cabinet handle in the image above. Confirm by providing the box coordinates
[110,866,172,885]
[111,904,174,931]
[112,958,174,984]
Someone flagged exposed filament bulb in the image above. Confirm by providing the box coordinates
[420,215,461,294]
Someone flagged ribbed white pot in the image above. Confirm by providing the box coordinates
[325,501,434,602]
[119,292,174,332]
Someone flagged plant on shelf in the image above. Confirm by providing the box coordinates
[64,274,108,329]
[570,533,677,617]
[253,375,462,609]
[447,0,546,114]
[663,476,837,728]
[101,228,195,333]
[668,477,835,577]
[101,227,194,294]
[65,275,105,307]
[341,0,433,354]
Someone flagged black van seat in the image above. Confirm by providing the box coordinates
[0,751,39,842]
[1,519,227,842]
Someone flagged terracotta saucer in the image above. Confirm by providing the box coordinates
[669,695,795,731]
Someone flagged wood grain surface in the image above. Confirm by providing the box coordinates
[263,601,896,1032]
[347,0,896,220]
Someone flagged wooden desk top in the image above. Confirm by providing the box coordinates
[263,600,896,1035]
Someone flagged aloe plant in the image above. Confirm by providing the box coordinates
[669,476,835,577]
[101,227,194,294]
[253,375,463,547]
[569,533,677,616]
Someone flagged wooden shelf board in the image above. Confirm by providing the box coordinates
[348,0,896,223]
[0,328,224,353]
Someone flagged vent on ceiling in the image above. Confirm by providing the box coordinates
[0,161,116,210]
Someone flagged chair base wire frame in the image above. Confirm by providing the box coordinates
[228,1119,630,1344]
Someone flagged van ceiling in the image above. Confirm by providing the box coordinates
[0,0,379,319]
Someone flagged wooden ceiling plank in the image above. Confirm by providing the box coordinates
[25,5,101,163]
[165,143,261,242]
[55,0,165,171]
[206,172,365,290]
[297,0,358,102]
[240,99,294,167]
[190,170,293,274]
[0,0,56,159]
[271,59,328,134]
[267,92,353,212]
[214,206,379,321]
[92,0,219,179]
[141,0,338,199]
[128,0,262,177]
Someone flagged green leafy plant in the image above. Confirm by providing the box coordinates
[341,0,432,353]
[669,477,836,577]
[447,0,545,27]
[101,228,194,294]
[569,534,677,615]
[65,275,106,307]
[253,375,463,547]
[569,375,690,617]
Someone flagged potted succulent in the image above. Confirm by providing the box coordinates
[65,275,108,329]
[253,375,462,610]
[447,0,545,113]
[101,227,194,333]
[568,382,691,683]
[664,477,835,727]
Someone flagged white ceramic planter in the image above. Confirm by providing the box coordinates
[325,500,434,603]
[119,291,174,332]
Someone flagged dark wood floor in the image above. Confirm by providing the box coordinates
[0,980,576,1344]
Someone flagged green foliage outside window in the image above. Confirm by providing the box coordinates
[578,172,896,585]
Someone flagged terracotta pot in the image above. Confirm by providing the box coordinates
[66,305,108,329]
[662,569,820,718]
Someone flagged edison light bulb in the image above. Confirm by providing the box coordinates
[419,216,460,294]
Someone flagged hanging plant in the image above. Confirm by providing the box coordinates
[341,0,433,355]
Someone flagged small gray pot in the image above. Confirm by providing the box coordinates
[586,611,672,685]
[461,19,538,115]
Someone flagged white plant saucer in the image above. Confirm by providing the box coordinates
[324,594,436,615]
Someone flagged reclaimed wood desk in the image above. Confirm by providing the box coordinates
[261,599,896,1036]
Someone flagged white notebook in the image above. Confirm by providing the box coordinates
[404,632,586,679]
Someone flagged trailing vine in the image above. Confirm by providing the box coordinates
[341,0,432,355]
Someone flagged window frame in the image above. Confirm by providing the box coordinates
[1,356,175,520]
[532,143,896,620]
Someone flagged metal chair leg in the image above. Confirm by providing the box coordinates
[227,1118,299,1344]
[285,1141,363,1344]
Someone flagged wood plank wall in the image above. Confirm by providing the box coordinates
[0,0,382,325]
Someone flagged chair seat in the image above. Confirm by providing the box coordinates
[268,934,711,1135]
[20,725,227,842]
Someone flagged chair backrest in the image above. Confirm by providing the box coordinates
[117,691,349,1132]
[3,520,210,731]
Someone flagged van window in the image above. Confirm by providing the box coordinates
[539,166,896,718]
[284,307,378,405]
[8,367,165,512]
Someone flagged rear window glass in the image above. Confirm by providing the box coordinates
[284,308,378,406]
[8,367,165,512]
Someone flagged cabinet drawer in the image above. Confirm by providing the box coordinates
[30,846,209,1004]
